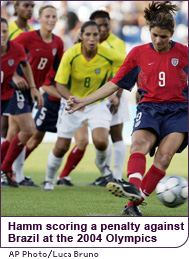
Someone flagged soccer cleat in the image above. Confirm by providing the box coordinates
[89,165,114,187]
[90,174,114,187]
[57,178,74,186]
[106,179,141,202]
[1,181,9,187]
[122,205,142,216]
[19,177,39,187]
[42,181,54,191]
[90,176,107,187]
[1,176,9,186]
[1,170,19,187]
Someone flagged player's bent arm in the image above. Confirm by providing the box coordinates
[67,81,119,114]
[109,88,123,114]
[20,62,36,89]
[20,62,44,108]
[42,85,61,99]
[30,88,44,109]
[83,81,119,105]
[12,72,29,90]
[56,82,72,99]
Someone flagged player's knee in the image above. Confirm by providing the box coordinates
[94,138,108,151]
[130,138,151,154]
[54,141,70,157]
[7,127,20,142]
[76,138,89,150]
[25,123,36,137]
[53,146,67,158]
[20,128,35,143]
[155,152,172,170]
[26,128,36,139]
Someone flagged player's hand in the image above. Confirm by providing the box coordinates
[66,96,85,114]
[30,88,44,109]
[109,94,120,114]
[12,74,29,90]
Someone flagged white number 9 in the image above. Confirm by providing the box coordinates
[159,72,165,87]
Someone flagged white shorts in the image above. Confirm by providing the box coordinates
[57,98,112,138]
[110,91,130,127]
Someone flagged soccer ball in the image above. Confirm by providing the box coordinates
[156,175,188,208]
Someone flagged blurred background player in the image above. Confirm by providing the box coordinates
[20,69,62,167]
[66,1,188,216]
[9,1,35,38]
[1,5,63,187]
[1,17,42,187]
[1,1,35,144]
[57,10,129,187]
[1,1,35,186]
[43,20,125,191]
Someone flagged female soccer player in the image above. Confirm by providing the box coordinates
[23,70,62,160]
[9,1,35,40]
[9,68,63,186]
[57,10,129,187]
[1,5,63,187]
[1,17,42,187]
[43,20,125,190]
[1,1,35,141]
[66,2,188,216]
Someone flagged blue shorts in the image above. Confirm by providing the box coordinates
[34,93,60,133]
[132,102,188,154]
[7,89,33,115]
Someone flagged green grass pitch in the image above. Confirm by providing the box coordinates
[1,143,188,216]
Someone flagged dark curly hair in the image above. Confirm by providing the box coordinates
[89,10,110,21]
[144,1,179,34]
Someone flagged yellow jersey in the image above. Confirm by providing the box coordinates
[8,21,34,40]
[55,42,125,98]
[101,33,126,56]
[101,33,126,77]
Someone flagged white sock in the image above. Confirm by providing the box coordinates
[140,189,147,199]
[13,146,26,183]
[46,150,63,183]
[105,141,112,167]
[1,137,5,144]
[113,140,126,180]
[95,145,110,177]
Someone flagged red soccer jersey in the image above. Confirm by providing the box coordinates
[1,40,27,100]
[13,30,64,89]
[112,41,188,103]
